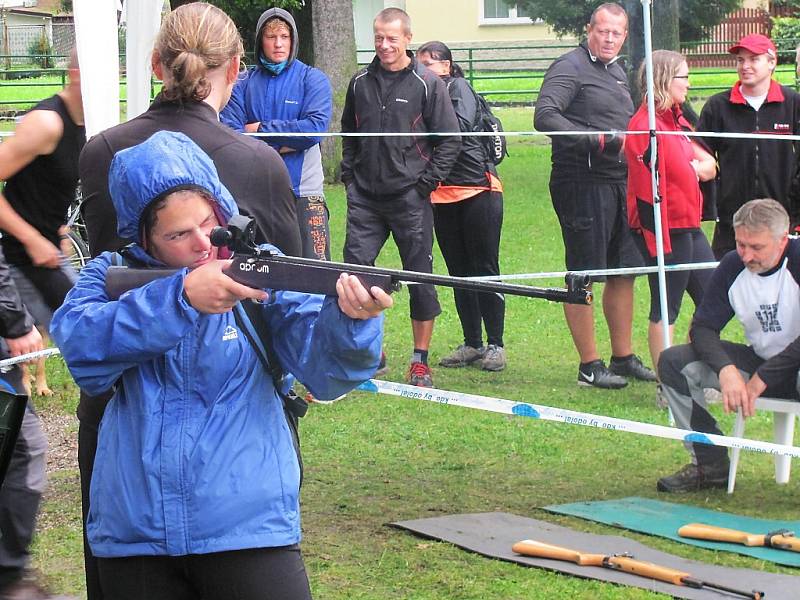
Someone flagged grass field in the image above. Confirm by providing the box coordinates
[22,106,799,598]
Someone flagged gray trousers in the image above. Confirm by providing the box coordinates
[0,364,47,580]
[658,342,799,467]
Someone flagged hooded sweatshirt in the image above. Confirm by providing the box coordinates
[51,131,382,557]
[221,8,332,198]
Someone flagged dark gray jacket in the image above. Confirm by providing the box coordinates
[534,42,633,183]
[341,53,460,197]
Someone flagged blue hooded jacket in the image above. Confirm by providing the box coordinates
[50,131,382,557]
[220,8,332,198]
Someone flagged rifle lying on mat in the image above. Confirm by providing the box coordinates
[105,215,593,305]
[511,539,764,600]
[679,523,800,552]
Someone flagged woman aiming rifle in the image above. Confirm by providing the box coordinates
[51,131,390,600]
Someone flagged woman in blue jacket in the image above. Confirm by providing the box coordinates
[51,131,389,600]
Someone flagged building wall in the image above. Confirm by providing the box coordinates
[405,0,559,43]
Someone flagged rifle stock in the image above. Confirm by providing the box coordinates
[512,540,690,585]
[512,538,764,599]
[679,523,800,552]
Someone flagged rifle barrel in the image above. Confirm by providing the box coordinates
[259,254,592,305]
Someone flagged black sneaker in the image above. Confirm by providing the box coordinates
[609,354,657,382]
[657,461,729,493]
[577,360,627,389]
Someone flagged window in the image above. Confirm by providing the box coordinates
[480,0,536,25]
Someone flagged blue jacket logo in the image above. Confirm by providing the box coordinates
[222,326,239,341]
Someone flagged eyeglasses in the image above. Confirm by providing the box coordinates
[673,75,690,79]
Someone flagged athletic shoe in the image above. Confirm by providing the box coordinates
[657,461,729,493]
[480,344,506,372]
[374,351,389,377]
[609,354,657,382]
[439,344,485,368]
[577,360,627,389]
[406,361,433,387]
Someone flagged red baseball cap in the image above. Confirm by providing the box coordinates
[728,34,776,58]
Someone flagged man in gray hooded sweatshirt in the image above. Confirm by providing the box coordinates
[222,8,333,260]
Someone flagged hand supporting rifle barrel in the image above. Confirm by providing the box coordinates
[105,215,593,305]
[512,539,765,600]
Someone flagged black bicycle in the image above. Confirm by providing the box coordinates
[62,186,90,272]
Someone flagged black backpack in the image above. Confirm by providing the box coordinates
[473,91,508,165]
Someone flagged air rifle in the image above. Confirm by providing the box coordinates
[511,539,764,600]
[678,523,800,552]
[104,215,593,305]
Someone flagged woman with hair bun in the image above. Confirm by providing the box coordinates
[416,41,507,372]
[625,50,717,372]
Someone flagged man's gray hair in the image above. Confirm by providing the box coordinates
[732,198,790,238]
[590,2,628,26]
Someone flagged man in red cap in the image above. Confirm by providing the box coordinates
[698,33,800,258]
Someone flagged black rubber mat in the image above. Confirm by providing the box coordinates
[390,512,796,599]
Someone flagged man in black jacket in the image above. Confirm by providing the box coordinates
[698,34,800,258]
[534,2,654,390]
[341,7,460,387]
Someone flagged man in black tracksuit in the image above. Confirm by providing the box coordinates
[534,2,654,390]
[341,7,460,387]
[697,33,800,258]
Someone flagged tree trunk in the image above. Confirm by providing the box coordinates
[624,0,679,105]
[294,0,357,182]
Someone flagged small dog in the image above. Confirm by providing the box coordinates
[21,326,53,397]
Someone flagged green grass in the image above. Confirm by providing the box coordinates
[27,111,795,598]
[471,65,800,105]
[2,63,799,110]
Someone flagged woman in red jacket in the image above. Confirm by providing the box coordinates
[626,50,717,371]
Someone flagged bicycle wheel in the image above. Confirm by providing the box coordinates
[64,230,90,272]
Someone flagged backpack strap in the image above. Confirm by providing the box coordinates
[233,301,306,485]
[232,301,308,420]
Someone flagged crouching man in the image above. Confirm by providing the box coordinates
[658,198,800,492]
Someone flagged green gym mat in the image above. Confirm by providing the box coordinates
[544,496,800,567]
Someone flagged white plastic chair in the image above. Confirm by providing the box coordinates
[727,397,800,494]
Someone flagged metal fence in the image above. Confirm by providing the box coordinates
[2,38,800,112]
[0,22,74,68]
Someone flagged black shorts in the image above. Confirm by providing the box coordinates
[344,184,440,321]
[550,180,643,282]
[633,229,715,324]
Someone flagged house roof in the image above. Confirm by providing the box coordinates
[5,0,70,17]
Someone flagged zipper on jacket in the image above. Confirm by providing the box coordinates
[754,107,760,196]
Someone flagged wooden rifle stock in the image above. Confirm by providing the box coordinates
[512,539,764,599]
[679,523,800,552]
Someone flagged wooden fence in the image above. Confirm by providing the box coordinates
[683,6,796,67]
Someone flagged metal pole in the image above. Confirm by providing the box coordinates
[641,0,674,423]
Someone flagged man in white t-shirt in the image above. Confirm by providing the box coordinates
[698,34,800,258]
[657,199,800,493]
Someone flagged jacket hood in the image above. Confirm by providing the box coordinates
[109,131,238,243]
[255,8,299,68]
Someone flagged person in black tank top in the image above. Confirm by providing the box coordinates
[0,49,83,600]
